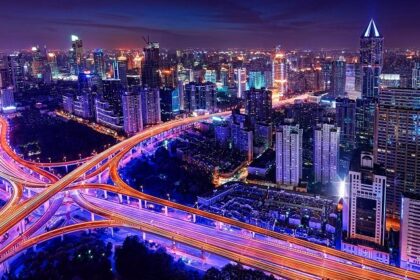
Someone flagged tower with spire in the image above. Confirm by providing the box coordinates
[356,19,384,149]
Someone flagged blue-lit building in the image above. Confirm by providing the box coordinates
[160,87,181,121]
[248,71,266,89]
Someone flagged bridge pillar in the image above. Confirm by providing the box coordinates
[61,234,64,241]
[91,212,95,221]
[65,165,68,173]
[217,221,223,230]
[110,227,114,237]
[27,188,31,197]
[98,173,102,184]
[164,206,168,216]
[126,195,130,205]
[192,214,196,223]
[138,199,142,209]
[20,220,25,233]
[118,194,123,204]
[251,231,255,238]
[144,200,147,208]
[142,232,146,241]
[104,190,108,199]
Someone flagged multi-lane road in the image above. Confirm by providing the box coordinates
[0,94,419,279]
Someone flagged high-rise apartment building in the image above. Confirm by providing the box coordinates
[184,82,217,113]
[314,123,340,184]
[412,62,420,89]
[276,124,302,186]
[234,67,246,98]
[244,88,272,124]
[122,91,143,135]
[140,87,161,126]
[336,97,356,150]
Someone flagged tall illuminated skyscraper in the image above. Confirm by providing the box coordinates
[93,49,105,79]
[330,57,346,98]
[140,87,161,126]
[356,19,383,148]
[69,35,84,75]
[314,123,340,184]
[141,42,160,88]
[116,55,128,89]
[234,67,246,98]
[412,62,420,89]
[122,91,143,135]
[276,123,302,186]
[272,45,288,95]
[374,88,420,216]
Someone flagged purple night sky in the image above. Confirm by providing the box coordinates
[1,0,419,50]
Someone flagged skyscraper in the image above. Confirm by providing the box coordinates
[0,87,15,112]
[412,62,420,89]
[374,87,420,216]
[184,82,217,113]
[244,88,272,123]
[141,42,160,88]
[69,35,83,75]
[276,123,302,186]
[357,19,383,148]
[272,46,288,95]
[234,67,246,98]
[116,55,128,89]
[400,193,420,273]
[140,87,161,126]
[248,71,266,90]
[330,57,346,98]
[122,91,143,135]
[335,97,356,150]
[344,152,386,246]
[7,53,25,93]
[93,49,105,79]
[314,123,340,184]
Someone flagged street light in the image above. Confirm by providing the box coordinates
[140,185,144,192]
[166,193,170,201]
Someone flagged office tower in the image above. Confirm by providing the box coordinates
[140,87,161,126]
[184,82,217,113]
[93,49,105,78]
[412,62,420,89]
[234,67,246,98]
[330,57,346,98]
[244,88,272,123]
[122,91,143,135]
[160,87,180,121]
[276,124,302,186]
[374,88,420,216]
[248,71,266,89]
[231,112,253,161]
[0,67,10,88]
[141,42,160,88]
[0,87,15,112]
[161,68,176,88]
[116,55,128,89]
[357,19,383,148]
[102,79,123,115]
[345,63,356,94]
[314,123,340,184]
[7,53,25,93]
[335,97,356,150]
[220,67,229,87]
[204,69,217,83]
[31,46,47,80]
[344,152,386,245]
[272,45,287,95]
[321,61,332,91]
[47,52,58,78]
[73,93,94,119]
[69,35,83,75]
[400,193,420,272]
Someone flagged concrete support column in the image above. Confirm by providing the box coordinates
[61,234,64,241]
[164,206,168,216]
[142,232,146,241]
[20,220,25,233]
[144,200,147,209]
[251,231,255,238]
[91,212,95,221]
[118,194,123,204]
[110,227,114,237]
[192,214,196,223]
[138,199,142,209]
[65,166,68,173]
[104,190,108,199]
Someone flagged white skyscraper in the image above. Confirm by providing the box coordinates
[276,124,302,186]
[400,193,420,273]
[272,45,288,95]
[234,67,246,98]
[314,123,340,184]
[344,152,386,245]
[122,91,143,135]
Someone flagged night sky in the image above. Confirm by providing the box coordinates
[1,0,419,50]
